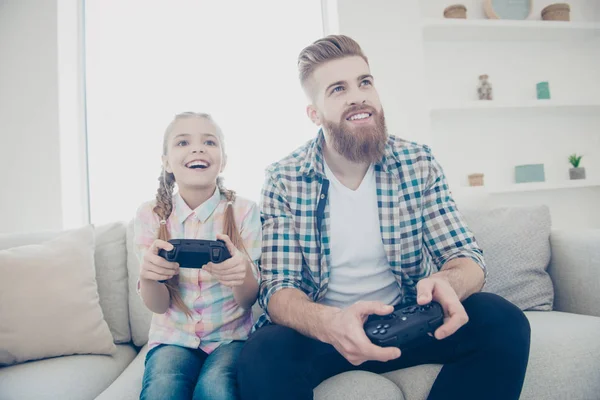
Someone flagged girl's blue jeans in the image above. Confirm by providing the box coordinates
[140,341,243,400]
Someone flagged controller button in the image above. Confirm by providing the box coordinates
[372,330,379,335]
[376,324,382,329]
[383,324,390,329]
[379,329,387,334]
[401,316,407,321]
[212,248,220,259]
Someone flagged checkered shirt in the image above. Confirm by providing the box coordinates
[253,130,485,331]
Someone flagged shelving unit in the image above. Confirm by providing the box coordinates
[459,180,600,194]
[429,101,600,115]
[421,3,599,202]
[422,18,600,41]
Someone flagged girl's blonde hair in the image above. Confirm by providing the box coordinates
[153,112,246,317]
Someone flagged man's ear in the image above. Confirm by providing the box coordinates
[162,155,172,173]
[306,104,322,126]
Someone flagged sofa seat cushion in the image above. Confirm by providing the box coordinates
[379,311,600,400]
[0,344,137,400]
[316,370,404,400]
[95,345,404,400]
[99,311,600,400]
[95,344,149,400]
[520,310,600,400]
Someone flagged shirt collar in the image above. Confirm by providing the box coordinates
[173,186,222,225]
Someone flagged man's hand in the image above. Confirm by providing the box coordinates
[417,276,469,340]
[324,301,401,366]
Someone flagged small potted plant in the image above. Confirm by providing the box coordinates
[568,154,585,180]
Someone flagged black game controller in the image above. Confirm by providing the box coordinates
[365,302,444,348]
[157,239,231,282]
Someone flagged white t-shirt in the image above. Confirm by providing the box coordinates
[320,161,402,309]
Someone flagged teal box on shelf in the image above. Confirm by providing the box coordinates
[515,164,545,183]
[536,82,551,100]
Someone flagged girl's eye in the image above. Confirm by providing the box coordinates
[205,140,217,146]
[177,140,189,146]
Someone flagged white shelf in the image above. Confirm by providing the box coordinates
[422,19,600,42]
[430,101,600,115]
[458,180,600,194]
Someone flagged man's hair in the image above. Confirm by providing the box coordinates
[297,35,369,90]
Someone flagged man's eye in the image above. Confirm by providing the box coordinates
[332,86,344,94]
[176,140,189,146]
[361,79,372,86]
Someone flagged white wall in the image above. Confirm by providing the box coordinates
[0,0,63,234]
[334,0,600,229]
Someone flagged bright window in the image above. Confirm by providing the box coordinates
[85,1,323,224]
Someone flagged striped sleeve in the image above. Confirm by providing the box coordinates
[257,174,305,314]
[421,147,486,277]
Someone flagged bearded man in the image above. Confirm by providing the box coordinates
[237,35,531,400]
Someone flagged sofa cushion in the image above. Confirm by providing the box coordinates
[95,344,149,400]
[461,206,553,311]
[0,344,137,400]
[96,345,405,400]
[126,220,153,347]
[0,225,116,366]
[381,311,600,400]
[520,311,600,400]
[316,371,404,400]
[94,222,131,343]
[0,223,131,344]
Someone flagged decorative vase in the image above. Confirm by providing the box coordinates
[537,82,551,100]
[569,167,586,180]
[477,75,493,100]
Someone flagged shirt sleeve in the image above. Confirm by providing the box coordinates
[421,146,487,278]
[133,202,159,295]
[258,174,305,315]
[239,201,263,282]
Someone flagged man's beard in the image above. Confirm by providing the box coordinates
[322,105,387,164]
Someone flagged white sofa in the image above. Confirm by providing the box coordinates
[1,206,599,400]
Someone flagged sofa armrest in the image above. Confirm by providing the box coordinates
[548,229,600,317]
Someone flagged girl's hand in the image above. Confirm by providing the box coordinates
[140,239,180,282]
[203,234,249,287]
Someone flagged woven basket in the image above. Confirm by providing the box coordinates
[541,3,570,21]
[468,173,484,187]
[444,4,467,19]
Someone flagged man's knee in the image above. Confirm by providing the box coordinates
[239,325,301,371]
[464,292,531,350]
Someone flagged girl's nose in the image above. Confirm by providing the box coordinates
[191,147,205,154]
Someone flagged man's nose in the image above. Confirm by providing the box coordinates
[346,87,367,106]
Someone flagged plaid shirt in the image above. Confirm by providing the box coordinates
[134,188,262,353]
[254,130,485,330]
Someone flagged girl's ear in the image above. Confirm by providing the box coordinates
[162,155,172,173]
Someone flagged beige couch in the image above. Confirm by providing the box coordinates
[1,206,599,400]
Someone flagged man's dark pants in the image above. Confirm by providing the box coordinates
[237,292,531,400]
